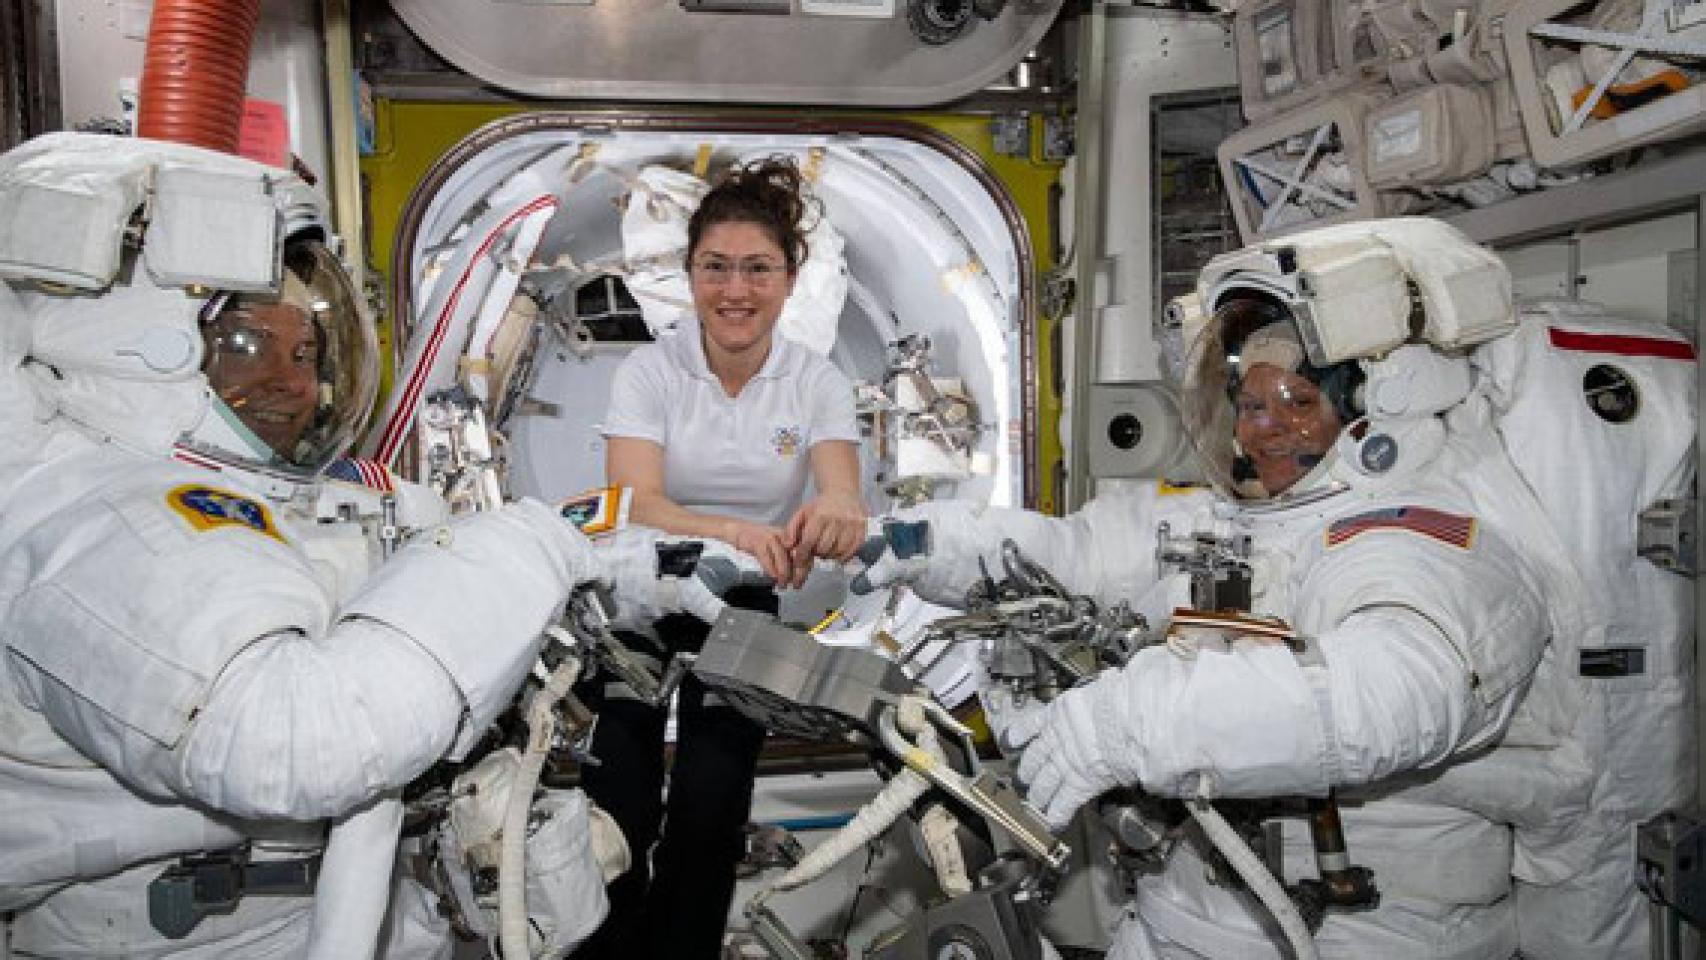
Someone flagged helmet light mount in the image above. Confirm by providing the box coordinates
[1168,217,1518,377]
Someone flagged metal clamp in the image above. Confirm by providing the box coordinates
[148,848,319,939]
[1156,522,1253,613]
[1639,810,1706,960]
[561,584,675,707]
[878,707,1070,872]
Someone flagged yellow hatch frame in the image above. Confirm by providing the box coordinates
[359,99,1066,514]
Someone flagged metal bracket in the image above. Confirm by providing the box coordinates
[992,114,1030,158]
[1639,810,1706,958]
[1639,498,1697,577]
[1156,522,1255,612]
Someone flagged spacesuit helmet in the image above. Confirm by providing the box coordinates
[0,133,378,478]
[186,231,378,479]
[1181,290,1364,503]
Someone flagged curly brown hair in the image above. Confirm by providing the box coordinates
[686,156,819,273]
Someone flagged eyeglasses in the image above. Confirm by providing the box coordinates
[691,257,787,287]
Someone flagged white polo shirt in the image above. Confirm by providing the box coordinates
[601,323,861,528]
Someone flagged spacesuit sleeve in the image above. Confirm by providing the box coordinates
[5,492,591,821]
[904,484,1183,607]
[1093,522,1549,799]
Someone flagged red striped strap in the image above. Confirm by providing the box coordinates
[1548,327,1696,361]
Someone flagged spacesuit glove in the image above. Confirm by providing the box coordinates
[1012,671,1135,831]
[847,500,992,607]
[590,529,769,629]
[972,666,1051,758]
[588,528,675,628]
[691,538,774,596]
[678,538,774,622]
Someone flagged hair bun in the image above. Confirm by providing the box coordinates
[687,154,822,269]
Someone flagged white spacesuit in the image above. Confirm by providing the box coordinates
[0,133,627,958]
[1475,299,1697,958]
[855,217,1691,959]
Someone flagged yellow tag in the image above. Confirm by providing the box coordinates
[802,146,826,183]
[166,484,285,543]
[903,747,937,772]
[693,143,713,180]
[808,607,845,635]
[558,486,631,538]
[1157,479,1206,496]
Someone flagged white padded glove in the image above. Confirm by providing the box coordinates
[1007,671,1136,831]
[590,528,768,628]
[588,528,678,627]
[971,666,1050,758]
[848,496,1139,609]
[847,501,991,607]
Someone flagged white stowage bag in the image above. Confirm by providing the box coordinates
[620,165,706,338]
[754,151,849,355]
[437,749,616,959]
[618,161,847,354]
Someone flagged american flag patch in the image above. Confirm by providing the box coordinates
[1326,506,1477,550]
[327,457,396,493]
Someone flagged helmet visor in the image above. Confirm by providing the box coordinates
[1181,292,1350,503]
[198,240,377,476]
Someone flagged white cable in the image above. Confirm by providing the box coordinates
[760,701,943,895]
[767,766,932,895]
[1251,122,1346,234]
[498,655,583,959]
[1186,791,1318,960]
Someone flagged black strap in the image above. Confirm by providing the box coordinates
[148,848,319,939]
[1580,647,1647,678]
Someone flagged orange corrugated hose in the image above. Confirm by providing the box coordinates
[136,0,263,152]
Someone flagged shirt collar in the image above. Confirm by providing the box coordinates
[672,317,789,384]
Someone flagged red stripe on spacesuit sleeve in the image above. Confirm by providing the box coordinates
[1548,327,1696,361]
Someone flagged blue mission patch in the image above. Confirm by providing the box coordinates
[166,484,285,542]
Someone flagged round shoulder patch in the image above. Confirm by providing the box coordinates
[166,484,286,543]
[1359,434,1399,474]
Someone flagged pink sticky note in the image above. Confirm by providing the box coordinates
[238,98,290,169]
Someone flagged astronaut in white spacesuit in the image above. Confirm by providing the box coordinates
[853,217,1661,959]
[0,133,650,958]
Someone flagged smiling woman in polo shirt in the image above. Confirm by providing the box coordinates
[582,156,865,960]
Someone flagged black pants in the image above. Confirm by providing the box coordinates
[573,587,775,960]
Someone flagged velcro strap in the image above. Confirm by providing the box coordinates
[1579,647,1646,678]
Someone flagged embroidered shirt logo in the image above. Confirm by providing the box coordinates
[166,484,286,542]
[771,425,803,459]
